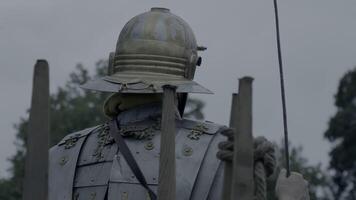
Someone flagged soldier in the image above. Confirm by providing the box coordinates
[49,7,309,200]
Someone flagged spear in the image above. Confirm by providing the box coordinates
[273,0,291,176]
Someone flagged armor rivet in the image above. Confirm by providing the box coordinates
[183,147,193,156]
[64,136,79,149]
[122,192,128,200]
[146,192,151,200]
[145,141,154,150]
[90,192,96,199]
[187,123,208,140]
[59,156,68,166]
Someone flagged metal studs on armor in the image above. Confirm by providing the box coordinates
[146,192,152,200]
[90,192,96,199]
[64,134,80,149]
[144,141,154,150]
[183,146,193,156]
[188,123,208,140]
[59,156,68,166]
[121,192,128,200]
[92,148,104,161]
[92,125,113,161]
[119,123,158,140]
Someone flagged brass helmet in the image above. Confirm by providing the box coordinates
[82,7,211,94]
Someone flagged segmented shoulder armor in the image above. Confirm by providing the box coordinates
[49,118,227,200]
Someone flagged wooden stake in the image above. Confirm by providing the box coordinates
[231,77,254,200]
[222,93,239,200]
[157,85,177,200]
[23,60,49,200]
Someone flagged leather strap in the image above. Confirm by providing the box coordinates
[109,119,157,200]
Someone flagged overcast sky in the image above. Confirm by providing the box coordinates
[1,0,356,177]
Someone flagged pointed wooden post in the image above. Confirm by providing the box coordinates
[158,85,177,200]
[23,60,49,200]
[222,93,239,200]
[231,77,254,200]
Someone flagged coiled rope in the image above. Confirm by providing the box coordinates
[254,137,276,200]
[217,129,276,200]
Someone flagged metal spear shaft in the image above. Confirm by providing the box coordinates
[273,0,291,176]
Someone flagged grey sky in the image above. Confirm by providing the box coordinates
[1,0,356,177]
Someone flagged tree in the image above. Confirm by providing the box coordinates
[324,67,356,199]
[0,60,205,199]
[0,60,110,199]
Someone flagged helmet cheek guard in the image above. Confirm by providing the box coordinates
[186,53,198,80]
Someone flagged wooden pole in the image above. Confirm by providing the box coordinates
[222,93,239,200]
[23,60,49,200]
[157,85,177,200]
[231,77,254,200]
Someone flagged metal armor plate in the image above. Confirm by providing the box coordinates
[49,112,227,200]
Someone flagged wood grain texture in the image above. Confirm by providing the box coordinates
[231,77,254,200]
[23,60,49,200]
[221,93,239,200]
[157,85,177,200]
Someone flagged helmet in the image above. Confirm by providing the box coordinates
[82,7,211,94]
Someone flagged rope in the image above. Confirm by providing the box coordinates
[216,129,234,162]
[253,137,276,200]
[254,162,267,200]
[217,133,276,200]
[254,137,276,177]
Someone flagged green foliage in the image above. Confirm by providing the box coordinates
[0,60,110,199]
[0,60,205,199]
[49,61,109,145]
[0,179,21,200]
[324,67,356,199]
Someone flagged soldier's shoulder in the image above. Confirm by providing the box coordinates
[50,125,103,151]
[179,118,228,136]
[48,125,105,198]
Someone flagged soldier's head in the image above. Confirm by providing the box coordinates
[82,8,211,116]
